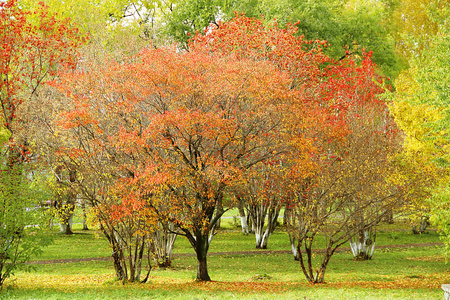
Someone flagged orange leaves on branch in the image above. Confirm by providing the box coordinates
[0,0,85,138]
[190,15,329,89]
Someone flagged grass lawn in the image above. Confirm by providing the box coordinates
[2,220,449,299]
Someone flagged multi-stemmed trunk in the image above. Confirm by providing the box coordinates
[349,227,376,260]
[248,200,280,249]
[59,211,74,234]
[289,231,346,284]
[412,216,430,234]
[80,198,89,230]
[100,222,152,283]
[285,197,349,284]
[149,221,177,268]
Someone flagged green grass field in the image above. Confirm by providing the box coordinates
[1,219,449,299]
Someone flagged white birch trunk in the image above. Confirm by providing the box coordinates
[240,216,249,235]
[350,229,376,259]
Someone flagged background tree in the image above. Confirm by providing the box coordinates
[389,0,450,248]
[20,0,177,51]
[391,0,448,61]
[0,141,53,286]
[163,0,401,78]
[53,166,77,234]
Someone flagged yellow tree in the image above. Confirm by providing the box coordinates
[392,0,449,59]
[389,0,450,239]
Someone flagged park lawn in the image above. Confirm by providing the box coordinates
[4,246,448,299]
[3,222,448,299]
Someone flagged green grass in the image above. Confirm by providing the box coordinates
[6,221,448,299]
[29,219,443,261]
[0,285,443,300]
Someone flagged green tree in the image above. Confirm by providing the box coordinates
[0,146,53,285]
[162,0,401,77]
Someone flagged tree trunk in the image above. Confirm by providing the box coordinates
[112,250,126,280]
[250,201,280,249]
[82,219,89,231]
[197,254,210,281]
[260,206,280,249]
[108,234,126,280]
[81,199,89,230]
[314,265,328,284]
[383,209,394,224]
[248,201,267,249]
[289,235,300,261]
[55,167,76,234]
[315,242,342,284]
[283,204,291,226]
[237,197,249,235]
[60,213,74,234]
[99,224,127,281]
[297,239,313,282]
[195,234,211,281]
[149,221,177,268]
[131,236,147,282]
[412,216,430,234]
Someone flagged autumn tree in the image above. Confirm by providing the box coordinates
[52,34,296,281]
[188,14,333,252]
[36,59,154,282]
[116,49,291,281]
[285,53,404,283]
[0,0,83,285]
[391,0,449,61]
